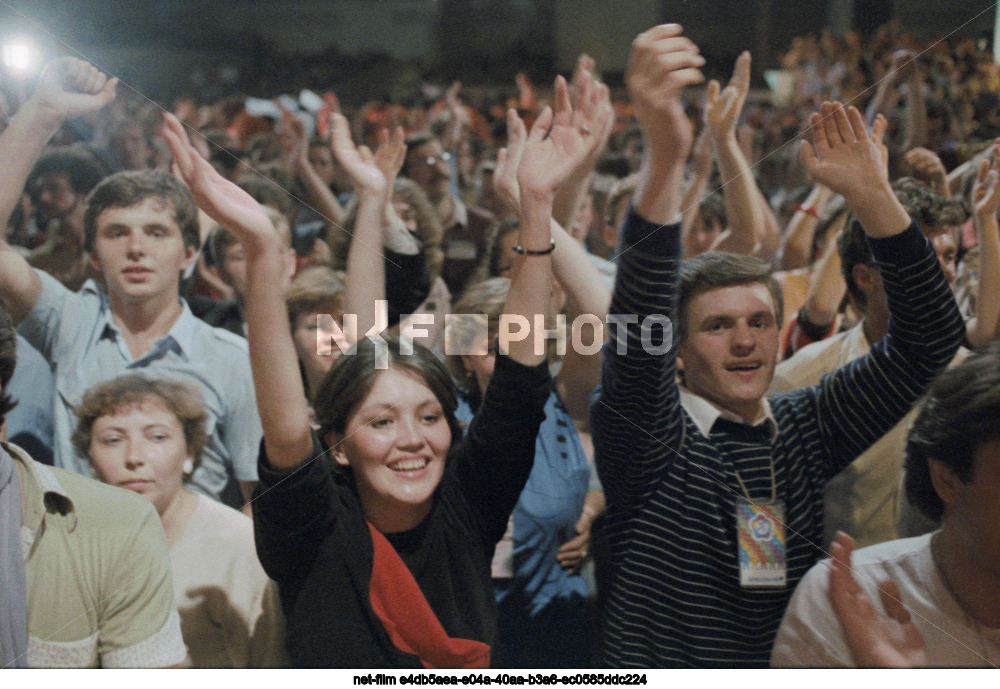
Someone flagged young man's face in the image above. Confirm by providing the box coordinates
[89,197,196,304]
[677,282,780,422]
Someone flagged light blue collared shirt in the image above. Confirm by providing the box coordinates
[18,271,262,507]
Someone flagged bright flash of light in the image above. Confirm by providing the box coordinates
[2,38,39,75]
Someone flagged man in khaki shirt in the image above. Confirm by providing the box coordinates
[10,440,187,667]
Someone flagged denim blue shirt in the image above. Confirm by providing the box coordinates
[18,271,262,505]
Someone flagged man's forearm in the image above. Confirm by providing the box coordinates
[633,154,685,227]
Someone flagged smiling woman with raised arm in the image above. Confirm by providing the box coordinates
[161,80,605,667]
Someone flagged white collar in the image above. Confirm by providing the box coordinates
[679,386,778,440]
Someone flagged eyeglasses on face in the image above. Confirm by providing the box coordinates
[421,151,452,166]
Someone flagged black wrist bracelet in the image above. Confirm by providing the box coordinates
[512,240,556,255]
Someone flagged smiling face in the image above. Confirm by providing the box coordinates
[88,397,192,517]
[677,282,780,423]
[88,197,196,305]
[327,367,452,533]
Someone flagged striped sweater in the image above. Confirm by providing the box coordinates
[590,207,965,667]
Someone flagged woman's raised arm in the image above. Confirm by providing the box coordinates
[163,113,313,470]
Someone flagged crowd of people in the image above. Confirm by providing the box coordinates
[1,16,999,669]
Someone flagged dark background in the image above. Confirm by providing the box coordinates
[0,0,995,103]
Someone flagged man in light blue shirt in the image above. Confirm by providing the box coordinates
[0,58,261,510]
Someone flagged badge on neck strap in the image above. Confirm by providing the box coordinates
[736,499,787,588]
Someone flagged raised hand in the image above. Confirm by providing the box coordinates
[278,106,308,168]
[442,81,468,151]
[571,53,597,107]
[516,75,613,199]
[373,125,407,192]
[871,112,890,174]
[973,139,1000,219]
[161,113,276,252]
[493,108,528,214]
[828,532,927,668]
[625,24,705,159]
[801,102,888,203]
[690,125,713,171]
[328,113,387,197]
[706,51,751,140]
[33,57,118,122]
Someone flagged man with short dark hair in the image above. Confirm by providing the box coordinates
[0,58,261,511]
[771,345,1000,667]
[590,25,965,667]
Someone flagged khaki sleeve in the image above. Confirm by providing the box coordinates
[97,500,188,668]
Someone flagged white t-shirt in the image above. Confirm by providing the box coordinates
[771,533,1000,667]
[170,494,286,667]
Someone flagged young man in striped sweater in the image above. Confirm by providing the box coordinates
[590,24,966,667]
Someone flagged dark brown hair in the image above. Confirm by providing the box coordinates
[314,336,462,450]
[905,345,1000,522]
[84,170,200,253]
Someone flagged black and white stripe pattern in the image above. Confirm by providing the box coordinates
[590,209,965,667]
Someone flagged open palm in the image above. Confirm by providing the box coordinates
[517,75,612,197]
[329,113,387,197]
[829,532,927,668]
[162,113,276,250]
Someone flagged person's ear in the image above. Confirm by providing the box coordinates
[181,244,198,272]
[87,250,103,274]
[928,457,961,507]
[325,431,351,468]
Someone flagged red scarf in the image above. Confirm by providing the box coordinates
[367,523,490,668]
